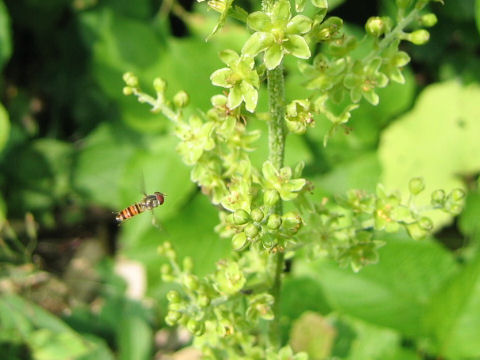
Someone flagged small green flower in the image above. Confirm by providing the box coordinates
[344,58,389,105]
[242,0,312,70]
[214,260,246,295]
[374,184,401,232]
[380,45,411,84]
[262,161,306,201]
[285,99,314,134]
[299,53,347,91]
[246,293,274,321]
[210,50,260,112]
[176,115,215,165]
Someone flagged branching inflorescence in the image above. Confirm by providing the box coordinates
[122,0,463,358]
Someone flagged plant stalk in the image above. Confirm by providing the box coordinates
[266,64,286,348]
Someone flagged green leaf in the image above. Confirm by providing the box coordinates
[476,0,480,34]
[0,102,10,152]
[247,11,272,32]
[458,190,480,237]
[264,43,284,70]
[289,312,336,359]
[73,123,135,209]
[423,253,480,358]
[242,32,274,57]
[0,0,12,70]
[284,34,311,59]
[118,316,152,360]
[379,81,480,227]
[294,238,457,337]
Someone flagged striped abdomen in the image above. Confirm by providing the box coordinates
[115,202,146,223]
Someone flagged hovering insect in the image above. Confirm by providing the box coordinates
[115,192,165,224]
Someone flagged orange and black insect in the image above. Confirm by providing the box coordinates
[115,192,165,223]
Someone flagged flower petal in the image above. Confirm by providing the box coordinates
[210,68,234,88]
[264,43,284,70]
[272,0,291,24]
[242,32,274,57]
[227,85,243,109]
[240,81,258,112]
[284,34,311,59]
[219,49,240,66]
[286,15,312,35]
[247,11,272,32]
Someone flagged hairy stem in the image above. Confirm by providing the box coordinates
[267,64,286,348]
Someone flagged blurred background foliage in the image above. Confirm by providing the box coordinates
[0,0,479,359]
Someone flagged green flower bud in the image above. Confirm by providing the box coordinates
[168,302,183,311]
[232,232,248,250]
[173,90,189,108]
[431,189,446,207]
[406,29,430,45]
[450,188,466,202]
[233,209,251,225]
[183,256,194,273]
[244,223,261,239]
[187,319,205,336]
[266,214,282,230]
[165,310,182,326]
[420,13,438,27]
[365,16,390,37]
[419,217,433,231]
[211,94,227,107]
[167,290,181,303]
[123,72,138,87]
[153,77,167,93]
[123,86,133,96]
[161,263,172,275]
[281,212,303,234]
[409,177,425,195]
[183,274,199,291]
[251,208,264,222]
[264,189,280,207]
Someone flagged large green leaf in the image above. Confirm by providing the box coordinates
[118,316,152,360]
[477,0,480,34]
[73,123,136,209]
[294,238,457,337]
[0,295,114,360]
[0,102,9,153]
[379,81,480,225]
[0,0,11,70]
[423,253,480,359]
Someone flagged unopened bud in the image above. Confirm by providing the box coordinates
[233,209,250,225]
[420,13,438,27]
[232,232,248,250]
[173,90,189,108]
[266,214,282,230]
[153,77,167,93]
[251,208,264,222]
[409,177,425,195]
[407,29,430,45]
[244,223,261,239]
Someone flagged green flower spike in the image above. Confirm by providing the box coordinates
[242,0,312,70]
[210,50,260,112]
[262,161,306,201]
[344,58,389,105]
[175,115,215,165]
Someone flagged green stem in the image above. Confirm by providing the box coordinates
[266,64,286,348]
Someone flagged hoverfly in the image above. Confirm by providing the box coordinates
[115,192,165,224]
